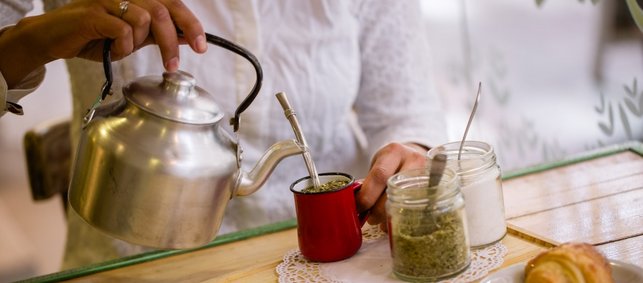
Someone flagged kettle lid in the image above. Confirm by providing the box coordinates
[123,71,223,124]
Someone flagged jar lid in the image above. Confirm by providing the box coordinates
[387,168,461,206]
[123,71,223,124]
[427,141,497,178]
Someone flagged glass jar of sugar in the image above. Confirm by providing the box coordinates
[427,141,506,248]
[386,168,471,282]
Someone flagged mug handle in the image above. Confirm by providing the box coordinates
[352,180,370,227]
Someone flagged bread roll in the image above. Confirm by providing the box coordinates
[524,243,613,283]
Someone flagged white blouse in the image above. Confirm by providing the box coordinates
[1,0,447,267]
[65,0,446,232]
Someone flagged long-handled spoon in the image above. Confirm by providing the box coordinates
[458,82,482,160]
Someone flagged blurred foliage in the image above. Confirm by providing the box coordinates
[595,78,643,142]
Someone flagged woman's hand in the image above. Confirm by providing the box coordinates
[356,142,428,231]
[0,0,205,87]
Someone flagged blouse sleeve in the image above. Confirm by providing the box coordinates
[0,61,45,117]
[0,1,43,117]
[0,23,45,117]
[0,0,33,26]
[353,0,447,157]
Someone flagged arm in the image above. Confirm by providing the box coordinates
[0,0,207,89]
[353,0,447,228]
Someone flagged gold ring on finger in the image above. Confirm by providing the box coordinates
[119,0,129,19]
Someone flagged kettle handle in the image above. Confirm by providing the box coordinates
[99,30,263,132]
[200,31,263,132]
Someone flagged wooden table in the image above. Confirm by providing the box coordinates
[23,142,643,282]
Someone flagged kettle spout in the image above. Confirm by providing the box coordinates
[235,139,305,196]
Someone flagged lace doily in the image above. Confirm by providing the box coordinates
[276,225,507,283]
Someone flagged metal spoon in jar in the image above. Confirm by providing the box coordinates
[457,82,482,161]
[410,153,447,236]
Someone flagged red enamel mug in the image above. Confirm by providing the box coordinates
[290,172,369,262]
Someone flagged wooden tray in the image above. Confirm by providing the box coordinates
[21,141,643,282]
[502,141,643,266]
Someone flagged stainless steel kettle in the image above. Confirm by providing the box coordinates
[68,33,305,249]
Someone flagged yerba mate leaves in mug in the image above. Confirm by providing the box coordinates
[302,180,349,193]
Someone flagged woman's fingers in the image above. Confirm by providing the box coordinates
[113,3,151,49]
[122,0,202,71]
[38,2,132,61]
[357,143,427,227]
[1,0,205,85]
[366,193,388,226]
[126,0,177,70]
[357,145,403,213]
[99,0,205,70]
[159,0,207,53]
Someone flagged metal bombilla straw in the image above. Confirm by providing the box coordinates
[276,92,322,189]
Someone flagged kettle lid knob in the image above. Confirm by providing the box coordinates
[124,70,223,124]
[162,71,197,96]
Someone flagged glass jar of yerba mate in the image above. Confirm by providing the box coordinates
[386,168,471,282]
